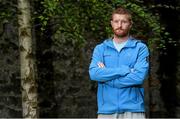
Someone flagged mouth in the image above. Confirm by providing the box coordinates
[116,28,123,31]
[116,29,124,33]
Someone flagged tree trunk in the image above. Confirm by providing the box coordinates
[17,0,38,118]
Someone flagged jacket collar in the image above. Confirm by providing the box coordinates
[103,36,138,49]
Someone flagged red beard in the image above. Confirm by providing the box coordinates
[113,28,129,38]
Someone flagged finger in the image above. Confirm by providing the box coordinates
[98,63,103,68]
[97,62,102,68]
[98,62,105,68]
[100,63,105,68]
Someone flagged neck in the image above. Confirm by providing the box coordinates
[113,35,129,44]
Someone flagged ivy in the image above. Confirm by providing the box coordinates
[34,0,175,52]
[0,1,17,22]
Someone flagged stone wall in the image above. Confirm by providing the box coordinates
[0,22,22,118]
[35,32,98,117]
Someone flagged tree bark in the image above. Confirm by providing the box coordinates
[17,0,38,118]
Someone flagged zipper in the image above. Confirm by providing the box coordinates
[117,47,125,112]
[117,51,120,112]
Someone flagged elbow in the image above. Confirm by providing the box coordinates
[136,72,148,85]
[136,79,144,85]
[89,69,98,81]
[89,73,96,81]
[136,67,149,85]
[89,69,104,82]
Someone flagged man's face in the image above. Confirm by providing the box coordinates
[111,14,132,38]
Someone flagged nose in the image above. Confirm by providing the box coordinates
[118,21,122,28]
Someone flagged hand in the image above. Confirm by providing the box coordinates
[97,62,105,68]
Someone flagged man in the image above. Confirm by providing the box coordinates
[89,6,149,119]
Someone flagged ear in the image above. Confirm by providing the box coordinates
[110,20,113,27]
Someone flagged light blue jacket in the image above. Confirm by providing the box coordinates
[89,37,149,114]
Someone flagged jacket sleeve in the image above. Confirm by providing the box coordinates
[89,44,130,82]
[105,44,149,88]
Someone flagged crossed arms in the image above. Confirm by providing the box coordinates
[89,44,149,89]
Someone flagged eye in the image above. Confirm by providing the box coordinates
[113,20,119,23]
[122,20,128,24]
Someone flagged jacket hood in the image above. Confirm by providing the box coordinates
[103,37,139,49]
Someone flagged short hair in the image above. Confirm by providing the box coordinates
[111,6,132,22]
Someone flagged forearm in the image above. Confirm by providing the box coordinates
[89,65,130,82]
[105,67,149,88]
